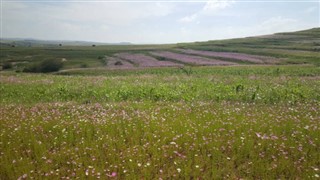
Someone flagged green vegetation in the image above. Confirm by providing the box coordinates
[23,59,63,73]
[2,62,13,69]
[177,28,320,65]
[0,28,319,179]
[1,28,319,72]
[1,65,320,179]
[1,66,319,104]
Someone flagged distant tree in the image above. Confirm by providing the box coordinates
[59,44,62,46]
[92,44,96,47]
[11,45,15,47]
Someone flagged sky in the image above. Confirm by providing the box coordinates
[1,0,319,44]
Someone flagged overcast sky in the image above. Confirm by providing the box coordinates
[1,0,319,44]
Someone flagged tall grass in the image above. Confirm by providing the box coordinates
[1,66,319,104]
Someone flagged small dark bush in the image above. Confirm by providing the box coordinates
[2,62,13,69]
[158,57,166,61]
[23,59,63,73]
[39,59,63,72]
[115,61,123,66]
[80,63,88,68]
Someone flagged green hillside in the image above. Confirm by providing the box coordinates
[177,28,320,65]
[1,28,319,73]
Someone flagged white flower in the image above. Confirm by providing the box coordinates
[177,168,181,173]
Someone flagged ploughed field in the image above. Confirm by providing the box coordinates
[1,66,320,179]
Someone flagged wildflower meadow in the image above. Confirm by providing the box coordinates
[1,65,319,179]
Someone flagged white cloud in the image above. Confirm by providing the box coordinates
[179,0,234,23]
[179,14,198,23]
[203,0,233,13]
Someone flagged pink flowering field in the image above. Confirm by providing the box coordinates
[1,66,319,179]
[150,51,236,66]
[178,49,279,64]
[105,56,135,69]
[115,53,183,67]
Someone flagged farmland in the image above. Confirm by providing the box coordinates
[0,28,320,179]
[1,28,320,71]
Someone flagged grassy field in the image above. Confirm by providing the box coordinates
[1,65,320,179]
[0,28,320,179]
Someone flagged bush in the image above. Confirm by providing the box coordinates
[80,63,88,68]
[23,59,63,73]
[115,61,123,65]
[2,62,13,69]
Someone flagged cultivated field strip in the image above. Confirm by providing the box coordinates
[105,56,135,69]
[178,49,279,64]
[149,51,236,66]
[114,53,183,67]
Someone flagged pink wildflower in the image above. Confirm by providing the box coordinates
[107,172,117,177]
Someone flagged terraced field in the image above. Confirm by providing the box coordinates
[114,53,182,67]
[177,49,278,64]
[105,56,134,69]
[1,28,319,72]
[149,51,236,66]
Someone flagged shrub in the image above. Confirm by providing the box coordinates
[80,63,88,68]
[2,62,13,69]
[23,59,63,73]
[115,61,123,66]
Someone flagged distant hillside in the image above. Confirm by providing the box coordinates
[0,38,132,47]
[177,27,320,65]
[1,27,319,73]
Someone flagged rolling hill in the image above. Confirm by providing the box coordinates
[1,27,319,73]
